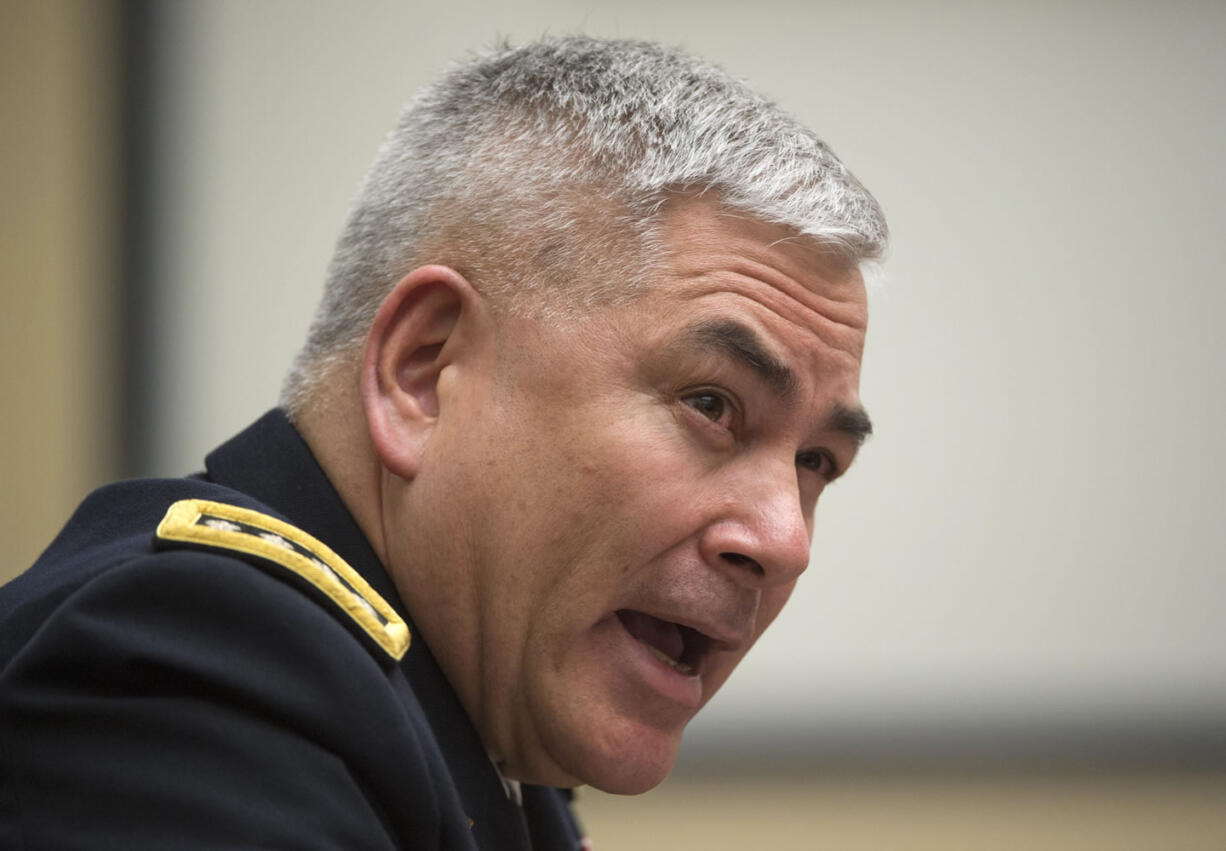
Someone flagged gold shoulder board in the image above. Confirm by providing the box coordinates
[156,498,409,661]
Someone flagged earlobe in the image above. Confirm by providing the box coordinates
[362,265,478,480]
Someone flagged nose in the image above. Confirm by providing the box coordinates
[698,461,811,589]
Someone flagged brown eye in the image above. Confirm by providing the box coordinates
[797,450,837,479]
[686,393,727,423]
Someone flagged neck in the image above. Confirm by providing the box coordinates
[294,378,389,566]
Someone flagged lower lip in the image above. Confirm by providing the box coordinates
[605,614,704,709]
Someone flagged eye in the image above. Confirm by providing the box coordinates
[681,392,735,434]
[796,449,839,480]
[684,392,732,426]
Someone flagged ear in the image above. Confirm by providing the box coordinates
[362,264,481,481]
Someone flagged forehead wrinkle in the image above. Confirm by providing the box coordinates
[673,318,798,399]
[666,262,868,364]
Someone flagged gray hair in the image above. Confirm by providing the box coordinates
[281,35,887,415]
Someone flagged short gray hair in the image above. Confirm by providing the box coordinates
[281,35,887,415]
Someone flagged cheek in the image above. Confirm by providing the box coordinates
[554,397,690,505]
[520,418,707,626]
[583,421,707,552]
[499,388,712,604]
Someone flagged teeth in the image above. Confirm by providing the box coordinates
[643,641,694,675]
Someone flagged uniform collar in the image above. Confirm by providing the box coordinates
[202,408,401,615]
[203,410,548,847]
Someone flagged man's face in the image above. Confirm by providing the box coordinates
[399,197,869,793]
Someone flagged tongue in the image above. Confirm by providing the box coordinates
[618,610,684,662]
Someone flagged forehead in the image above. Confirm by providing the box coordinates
[635,197,869,370]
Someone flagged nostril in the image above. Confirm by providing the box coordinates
[721,552,765,576]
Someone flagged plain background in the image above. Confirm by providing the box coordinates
[136,0,1226,754]
[3,1,1225,846]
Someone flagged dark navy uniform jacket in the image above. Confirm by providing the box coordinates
[0,410,585,850]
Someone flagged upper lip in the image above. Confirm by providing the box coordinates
[620,605,752,654]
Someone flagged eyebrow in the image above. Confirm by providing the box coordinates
[829,401,874,447]
[676,319,874,446]
[686,319,797,398]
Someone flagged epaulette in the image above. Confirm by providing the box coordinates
[155,498,409,661]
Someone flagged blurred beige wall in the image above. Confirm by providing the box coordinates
[136,0,1226,746]
[3,0,1224,769]
[575,773,1226,850]
[2,3,1224,846]
[1,1,120,581]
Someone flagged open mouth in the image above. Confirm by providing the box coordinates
[616,609,711,676]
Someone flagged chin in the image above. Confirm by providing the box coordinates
[542,714,685,795]
[584,758,675,796]
[514,618,704,792]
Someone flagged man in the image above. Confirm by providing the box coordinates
[0,36,885,849]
